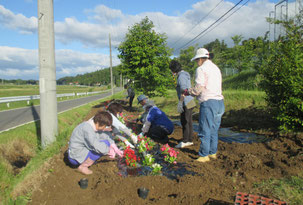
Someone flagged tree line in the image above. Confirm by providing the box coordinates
[56,65,122,86]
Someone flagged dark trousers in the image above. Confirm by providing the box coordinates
[147,125,170,144]
[180,106,193,143]
[129,96,134,108]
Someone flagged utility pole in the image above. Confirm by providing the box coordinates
[269,11,275,41]
[109,34,114,95]
[274,0,288,40]
[38,0,58,149]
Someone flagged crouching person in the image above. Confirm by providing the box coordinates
[68,111,123,175]
[137,95,174,144]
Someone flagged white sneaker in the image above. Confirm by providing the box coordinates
[175,142,194,148]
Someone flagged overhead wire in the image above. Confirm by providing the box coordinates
[198,0,250,41]
[175,0,244,52]
[170,0,224,48]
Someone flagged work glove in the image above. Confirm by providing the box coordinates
[130,135,138,144]
[124,140,135,149]
[183,89,190,96]
[108,144,123,159]
[177,101,184,113]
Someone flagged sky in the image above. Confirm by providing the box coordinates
[0,0,299,80]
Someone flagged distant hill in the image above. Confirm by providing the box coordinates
[57,65,122,86]
[222,70,262,90]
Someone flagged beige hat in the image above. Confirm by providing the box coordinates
[191,48,209,61]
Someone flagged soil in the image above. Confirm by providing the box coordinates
[28,100,303,205]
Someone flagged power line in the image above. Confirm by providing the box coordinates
[170,0,224,48]
[176,0,244,52]
[198,0,250,41]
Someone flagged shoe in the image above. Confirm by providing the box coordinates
[196,156,210,163]
[78,158,95,175]
[209,154,217,159]
[175,142,194,148]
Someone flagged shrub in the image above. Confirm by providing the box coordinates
[260,14,303,131]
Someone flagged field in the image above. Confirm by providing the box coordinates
[0,84,108,111]
[0,88,302,204]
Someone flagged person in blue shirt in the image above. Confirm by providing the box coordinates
[137,94,174,144]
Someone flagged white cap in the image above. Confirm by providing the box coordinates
[191,48,209,61]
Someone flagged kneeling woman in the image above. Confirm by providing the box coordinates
[68,111,123,175]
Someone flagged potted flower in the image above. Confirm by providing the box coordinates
[123,146,141,176]
[160,144,179,165]
[142,154,155,167]
[151,163,162,176]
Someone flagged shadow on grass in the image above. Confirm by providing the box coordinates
[30,102,41,146]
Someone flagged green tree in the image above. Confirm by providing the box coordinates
[260,14,303,131]
[178,46,197,77]
[118,17,172,97]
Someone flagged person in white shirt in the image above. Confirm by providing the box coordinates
[184,48,225,163]
[107,103,138,148]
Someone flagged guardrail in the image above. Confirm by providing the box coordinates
[0,91,106,107]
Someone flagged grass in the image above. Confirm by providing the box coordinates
[222,70,263,90]
[253,174,303,205]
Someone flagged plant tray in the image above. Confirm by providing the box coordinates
[234,192,287,205]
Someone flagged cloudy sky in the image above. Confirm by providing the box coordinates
[0,0,297,80]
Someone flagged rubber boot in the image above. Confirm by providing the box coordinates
[78,158,95,175]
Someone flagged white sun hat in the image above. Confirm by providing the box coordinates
[191,48,209,61]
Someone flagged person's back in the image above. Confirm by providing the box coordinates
[125,84,135,108]
[127,86,135,97]
[146,106,174,134]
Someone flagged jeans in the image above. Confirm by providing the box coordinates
[198,99,224,157]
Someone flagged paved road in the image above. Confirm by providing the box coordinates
[0,88,122,133]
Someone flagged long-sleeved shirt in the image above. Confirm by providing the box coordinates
[110,113,133,141]
[176,70,194,106]
[68,121,114,164]
[142,106,174,134]
[189,59,224,103]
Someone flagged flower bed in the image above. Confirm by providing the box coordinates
[118,135,180,177]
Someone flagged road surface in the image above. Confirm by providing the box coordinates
[0,88,122,133]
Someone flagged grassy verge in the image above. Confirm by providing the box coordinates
[253,174,303,205]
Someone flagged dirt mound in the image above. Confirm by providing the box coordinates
[28,102,303,204]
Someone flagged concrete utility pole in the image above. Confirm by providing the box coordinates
[274,0,288,40]
[38,0,58,149]
[109,34,114,95]
[269,11,275,41]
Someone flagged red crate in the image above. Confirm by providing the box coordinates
[234,192,287,205]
